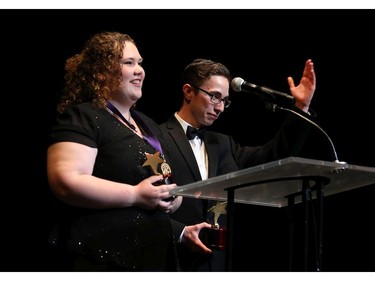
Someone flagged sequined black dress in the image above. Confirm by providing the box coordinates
[47,102,178,271]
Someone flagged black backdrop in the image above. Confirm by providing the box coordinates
[2,9,375,271]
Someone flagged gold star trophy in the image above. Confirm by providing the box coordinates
[205,201,227,250]
[142,151,175,200]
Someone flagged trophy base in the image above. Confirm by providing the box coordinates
[205,225,227,250]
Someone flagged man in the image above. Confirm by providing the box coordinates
[161,58,316,271]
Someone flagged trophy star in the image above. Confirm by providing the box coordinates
[142,151,164,175]
[208,201,227,226]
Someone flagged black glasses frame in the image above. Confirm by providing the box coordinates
[191,84,231,108]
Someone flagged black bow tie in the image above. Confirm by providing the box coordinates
[186,126,206,140]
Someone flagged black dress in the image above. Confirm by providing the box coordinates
[47,102,179,271]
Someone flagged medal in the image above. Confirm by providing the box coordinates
[161,162,172,178]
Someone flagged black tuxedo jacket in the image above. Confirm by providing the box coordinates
[160,109,312,270]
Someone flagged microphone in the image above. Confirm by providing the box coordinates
[231,77,295,105]
[231,78,345,164]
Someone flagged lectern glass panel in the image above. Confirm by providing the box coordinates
[170,157,375,207]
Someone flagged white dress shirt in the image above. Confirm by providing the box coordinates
[174,112,208,180]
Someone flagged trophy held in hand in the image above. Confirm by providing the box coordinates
[205,201,227,250]
[142,151,175,201]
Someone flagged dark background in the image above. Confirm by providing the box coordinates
[2,9,375,271]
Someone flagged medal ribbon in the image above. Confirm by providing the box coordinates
[106,101,164,156]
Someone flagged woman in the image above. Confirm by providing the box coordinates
[47,31,181,271]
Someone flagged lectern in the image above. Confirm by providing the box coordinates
[170,157,375,271]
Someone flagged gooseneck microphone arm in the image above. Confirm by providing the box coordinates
[266,102,345,164]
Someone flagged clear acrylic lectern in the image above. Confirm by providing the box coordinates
[170,157,375,271]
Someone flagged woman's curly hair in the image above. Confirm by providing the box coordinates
[57,32,136,113]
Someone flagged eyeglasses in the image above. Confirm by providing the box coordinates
[191,85,231,108]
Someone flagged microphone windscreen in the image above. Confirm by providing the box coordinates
[230,77,244,92]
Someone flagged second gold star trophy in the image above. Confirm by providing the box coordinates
[205,201,227,250]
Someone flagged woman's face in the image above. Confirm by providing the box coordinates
[116,41,145,105]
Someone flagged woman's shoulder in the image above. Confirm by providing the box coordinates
[61,102,108,120]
